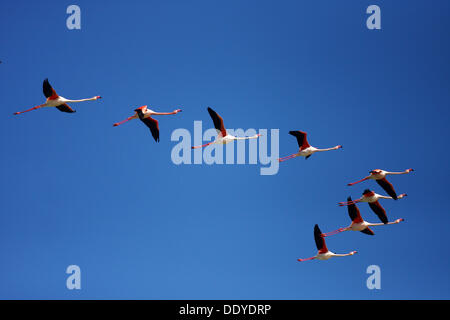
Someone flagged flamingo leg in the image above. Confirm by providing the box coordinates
[297,257,316,262]
[322,228,346,237]
[338,200,360,206]
[191,142,214,149]
[113,116,134,126]
[278,153,298,162]
[13,104,44,115]
[347,177,369,186]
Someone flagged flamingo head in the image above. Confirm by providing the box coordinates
[95,96,102,100]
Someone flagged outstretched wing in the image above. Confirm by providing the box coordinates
[369,201,388,224]
[314,224,328,253]
[207,107,227,137]
[56,103,75,113]
[347,196,363,223]
[376,178,398,200]
[289,131,310,150]
[135,108,160,142]
[360,228,375,236]
[43,79,58,99]
[141,117,160,142]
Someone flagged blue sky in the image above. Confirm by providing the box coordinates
[0,0,449,299]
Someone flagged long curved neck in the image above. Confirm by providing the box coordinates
[65,97,98,103]
[368,219,402,226]
[235,134,260,140]
[367,222,386,227]
[151,111,177,115]
[315,146,338,152]
[386,170,411,175]
[332,252,354,257]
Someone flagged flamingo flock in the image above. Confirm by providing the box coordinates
[298,172,412,262]
[13,78,414,264]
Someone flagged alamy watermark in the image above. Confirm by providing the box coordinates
[66,5,81,30]
[170,121,280,175]
[366,5,381,30]
[66,265,81,290]
[366,265,381,290]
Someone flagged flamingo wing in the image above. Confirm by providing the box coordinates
[314,224,328,253]
[289,131,310,150]
[135,108,160,142]
[141,117,160,142]
[56,103,76,113]
[360,227,375,236]
[376,178,398,200]
[368,201,388,224]
[43,79,58,98]
[347,196,363,223]
[207,107,227,137]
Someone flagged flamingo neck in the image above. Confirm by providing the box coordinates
[65,97,98,103]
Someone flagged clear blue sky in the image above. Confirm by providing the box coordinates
[0,0,449,299]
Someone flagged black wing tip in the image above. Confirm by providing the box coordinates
[361,229,375,236]
[347,196,352,201]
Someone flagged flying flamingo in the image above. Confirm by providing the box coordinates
[338,189,407,224]
[322,196,404,237]
[13,79,101,115]
[297,224,357,262]
[348,168,413,200]
[191,107,261,149]
[113,105,182,142]
[279,131,342,162]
